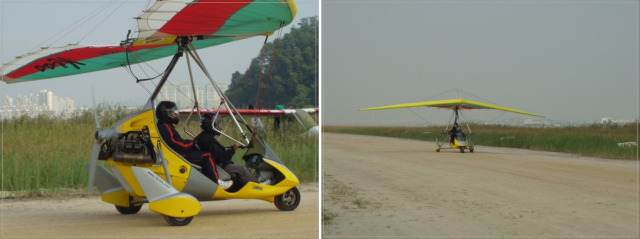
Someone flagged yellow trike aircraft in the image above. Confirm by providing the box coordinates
[360,98,544,153]
[1,0,301,226]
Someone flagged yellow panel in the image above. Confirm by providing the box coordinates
[149,196,201,218]
[212,160,299,201]
[101,190,131,207]
[115,110,155,133]
[131,36,177,47]
[287,0,297,20]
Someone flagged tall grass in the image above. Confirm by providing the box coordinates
[325,123,637,160]
[2,106,133,195]
[2,107,317,195]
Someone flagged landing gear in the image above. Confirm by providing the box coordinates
[115,204,142,215]
[164,216,194,226]
[274,187,301,211]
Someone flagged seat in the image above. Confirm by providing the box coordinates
[156,139,230,180]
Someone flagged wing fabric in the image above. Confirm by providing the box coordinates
[359,98,544,118]
[179,108,318,116]
[138,0,297,39]
[1,0,296,84]
[1,36,241,83]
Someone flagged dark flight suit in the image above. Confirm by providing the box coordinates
[195,130,258,183]
[157,120,219,181]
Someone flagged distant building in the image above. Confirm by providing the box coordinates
[601,117,613,125]
[1,89,75,119]
[601,117,635,125]
[158,83,228,110]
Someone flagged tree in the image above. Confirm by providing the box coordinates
[226,16,318,109]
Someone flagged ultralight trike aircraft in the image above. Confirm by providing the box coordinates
[360,98,544,153]
[1,0,302,226]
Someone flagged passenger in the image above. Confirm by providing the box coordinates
[155,101,233,189]
[194,113,264,185]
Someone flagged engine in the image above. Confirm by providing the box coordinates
[101,127,155,164]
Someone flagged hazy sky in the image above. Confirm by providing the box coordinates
[322,0,638,125]
[0,0,318,107]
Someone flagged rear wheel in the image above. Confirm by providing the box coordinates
[275,187,301,211]
[115,204,142,215]
[164,216,193,226]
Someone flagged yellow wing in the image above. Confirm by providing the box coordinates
[359,98,544,118]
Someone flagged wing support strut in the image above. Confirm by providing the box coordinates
[143,37,252,148]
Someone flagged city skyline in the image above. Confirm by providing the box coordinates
[157,82,229,110]
[1,82,231,119]
[1,89,74,119]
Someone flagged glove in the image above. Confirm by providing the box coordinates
[192,139,200,150]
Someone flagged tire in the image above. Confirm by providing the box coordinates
[459,147,465,153]
[115,204,142,215]
[274,187,301,211]
[164,216,193,226]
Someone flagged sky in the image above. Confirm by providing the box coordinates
[0,0,318,107]
[322,0,639,125]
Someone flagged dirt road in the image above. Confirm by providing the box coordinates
[322,133,637,238]
[2,183,318,238]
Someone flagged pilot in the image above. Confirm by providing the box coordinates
[156,101,233,190]
[194,113,263,185]
[449,123,460,144]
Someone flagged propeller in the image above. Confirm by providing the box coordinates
[87,144,100,194]
[87,89,117,193]
[87,88,101,194]
[87,88,122,193]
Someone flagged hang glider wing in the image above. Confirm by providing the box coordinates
[1,0,296,84]
[179,108,318,133]
[179,108,318,116]
[359,98,544,118]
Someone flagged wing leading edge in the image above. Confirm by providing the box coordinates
[359,98,544,118]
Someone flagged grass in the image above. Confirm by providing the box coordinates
[2,107,318,196]
[322,209,339,225]
[325,123,638,160]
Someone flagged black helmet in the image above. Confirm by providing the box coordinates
[200,113,222,133]
[156,101,179,124]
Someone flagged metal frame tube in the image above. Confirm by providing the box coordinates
[184,44,251,144]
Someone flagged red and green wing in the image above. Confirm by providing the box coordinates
[1,0,296,84]
[179,108,318,116]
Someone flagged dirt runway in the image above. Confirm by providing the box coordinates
[322,133,637,238]
[2,183,318,238]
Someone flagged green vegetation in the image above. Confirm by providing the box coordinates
[2,108,317,196]
[325,123,637,160]
[226,16,318,108]
[2,106,134,196]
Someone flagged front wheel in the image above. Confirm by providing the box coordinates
[274,187,301,211]
[459,147,465,153]
[164,216,193,226]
